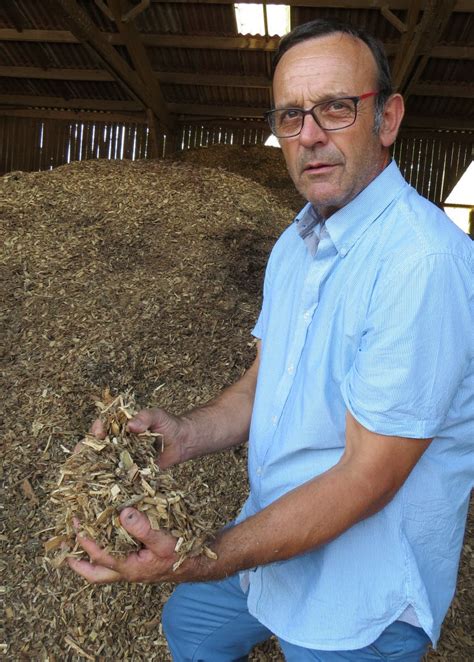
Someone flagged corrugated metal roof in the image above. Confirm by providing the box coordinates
[0,1,472,131]
[421,58,472,84]
[0,76,129,100]
[135,2,238,35]
[292,6,402,42]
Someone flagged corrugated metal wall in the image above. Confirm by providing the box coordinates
[0,116,149,173]
[392,131,473,206]
[0,115,472,205]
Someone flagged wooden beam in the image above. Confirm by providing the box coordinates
[412,83,474,98]
[169,103,268,118]
[0,29,78,42]
[43,0,171,128]
[0,66,113,81]
[392,0,460,102]
[402,1,458,98]
[431,45,474,59]
[0,66,271,88]
[122,0,150,22]
[5,68,474,100]
[179,118,267,130]
[157,71,270,88]
[140,34,281,51]
[0,93,141,111]
[403,114,474,130]
[391,0,423,90]
[1,106,470,133]
[150,0,472,9]
[107,0,171,128]
[0,107,147,122]
[1,28,473,61]
[4,67,473,102]
[3,29,472,60]
[146,107,161,157]
[380,6,408,34]
[0,28,281,50]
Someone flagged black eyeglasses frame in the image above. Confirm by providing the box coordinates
[264,91,379,138]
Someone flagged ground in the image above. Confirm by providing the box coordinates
[1,148,472,660]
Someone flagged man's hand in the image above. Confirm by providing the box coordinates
[67,507,180,584]
[89,408,192,469]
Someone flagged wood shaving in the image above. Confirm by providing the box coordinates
[47,390,218,570]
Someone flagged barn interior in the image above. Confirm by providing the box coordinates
[1,2,473,660]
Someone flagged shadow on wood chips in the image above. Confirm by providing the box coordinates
[1,146,472,661]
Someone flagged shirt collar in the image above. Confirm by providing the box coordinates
[295,161,407,258]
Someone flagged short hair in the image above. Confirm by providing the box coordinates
[272,18,393,131]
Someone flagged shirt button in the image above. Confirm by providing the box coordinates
[303,311,311,321]
[271,415,277,426]
[256,467,262,476]
[287,364,294,374]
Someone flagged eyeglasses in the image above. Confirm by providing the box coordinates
[265,92,379,138]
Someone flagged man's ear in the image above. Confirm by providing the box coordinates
[379,93,405,148]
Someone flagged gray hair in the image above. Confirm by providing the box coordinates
[272,18,393,134]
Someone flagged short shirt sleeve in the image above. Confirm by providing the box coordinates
[341,253,473,438]
[252,240,278,341]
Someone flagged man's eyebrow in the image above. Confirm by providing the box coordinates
[274,92,352,110]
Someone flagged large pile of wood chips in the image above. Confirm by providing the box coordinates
[2,146,472,661]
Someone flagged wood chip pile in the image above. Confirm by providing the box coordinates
[1,146,472,661]
[177,144,305,213]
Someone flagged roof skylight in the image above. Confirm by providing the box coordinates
[234,3,290,37]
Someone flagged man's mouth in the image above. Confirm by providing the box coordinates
[302,162,336,174]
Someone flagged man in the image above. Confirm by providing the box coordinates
[69,19,473,662]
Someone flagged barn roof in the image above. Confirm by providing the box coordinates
[0,0,473,133]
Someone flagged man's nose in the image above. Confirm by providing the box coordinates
[298,112,328,147]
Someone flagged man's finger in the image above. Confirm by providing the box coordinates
[127,409,158,434]
[67,557,121,584]
[75,533,120,570]
[120,508,178,557]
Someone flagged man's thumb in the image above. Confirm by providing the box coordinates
[127,410,154,434]
[119,508,152,541]
[119,508,178,557]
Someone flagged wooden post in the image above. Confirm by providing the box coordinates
[146,108,160,158]
[164,131,179,158]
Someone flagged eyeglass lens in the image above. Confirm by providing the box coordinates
[271,98,357,137]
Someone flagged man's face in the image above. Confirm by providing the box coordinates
[273,33,387,218]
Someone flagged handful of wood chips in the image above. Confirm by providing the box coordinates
[45,390,218,571]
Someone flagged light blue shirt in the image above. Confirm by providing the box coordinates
[237,162,473,650]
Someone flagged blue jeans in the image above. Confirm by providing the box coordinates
[162,574,430,661]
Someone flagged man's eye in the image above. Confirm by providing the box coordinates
[326,100,351,112]
[281,109,301,122]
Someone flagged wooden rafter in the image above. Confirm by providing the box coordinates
[149,0,473,9]
[0,66,270,88]
[412,83,474,99]
[1,28,473,62]
[404,1,460,99]
[392,0,459,98]
[0,107,270,136]
[0,66,114,81]
[43,0,171,129]
[3,67,474,101]
[106,0,173,149]
[1,103,471,132]
[391,0,424,89]
[402,114,474,130]
[0,107,147,123]
[0,94,141,112]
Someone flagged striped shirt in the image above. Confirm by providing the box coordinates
[237,161,474,650]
